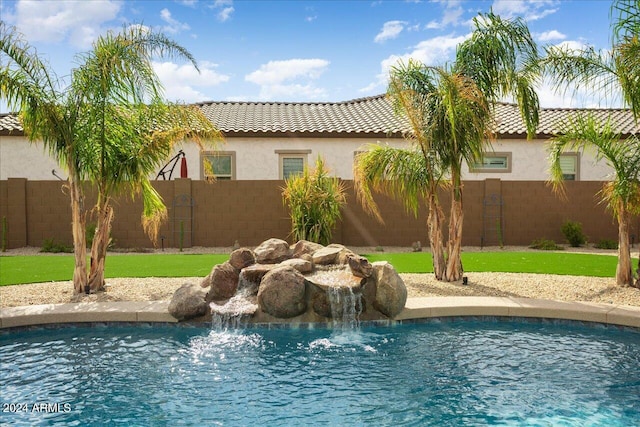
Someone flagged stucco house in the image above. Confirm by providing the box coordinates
[1,94,638,249]
[1,94,638,182]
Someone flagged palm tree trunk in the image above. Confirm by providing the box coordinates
[445,198,464,281]
[69,173,87,294]
[616,207,633,286]
[427,193,446,280]
[445,173,464,282]
[87,201,114,291]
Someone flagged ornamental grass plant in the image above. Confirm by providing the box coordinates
[281,156,346,246]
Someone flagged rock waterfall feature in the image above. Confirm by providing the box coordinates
[169,238,407,325]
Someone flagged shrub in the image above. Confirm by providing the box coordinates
[282,156,346,245]
[529,238,563,250]
[594,239,618,250]
[561,220,587,247]
[41,238,73,253]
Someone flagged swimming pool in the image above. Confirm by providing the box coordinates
[1,319,639,426]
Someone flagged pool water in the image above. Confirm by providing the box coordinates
[1,319,639,426]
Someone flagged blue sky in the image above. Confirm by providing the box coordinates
[0,0,619,112]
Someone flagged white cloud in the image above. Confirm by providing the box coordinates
[426,6,464,29]
[374,20,407,43]
[217,7,234,22]
[160,8,190,34]
[553,40,589,51]
[245,59,329,101]
[491,0,558,22]
[536,30,566,42]
[246,59,329,85]
[153,61,230,103]
[361,34,468,94]
[10,0,122,48]
[535,77,620,109]
[210,0,234,22]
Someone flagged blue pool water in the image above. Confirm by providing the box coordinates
[1,319,639,426]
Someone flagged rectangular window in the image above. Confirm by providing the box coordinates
[282,157,304,179]
[202,151,235,180]
[276,150,311,180]
[470,152,512,173]
[559,153,579,181]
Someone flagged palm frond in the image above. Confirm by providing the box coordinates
[455,12,541,137]
[353,144,440,223]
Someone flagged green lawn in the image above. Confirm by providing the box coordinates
[0,254,229,286]
[1,250,636,286]
[360,251,636,277]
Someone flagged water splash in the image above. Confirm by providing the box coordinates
[210,287,258,330]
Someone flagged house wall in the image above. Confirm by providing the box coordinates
[179,136,407,180]
[1,178,637,250]
[1,134,614,182]
[0,136,63,180]
[179,137,612,181]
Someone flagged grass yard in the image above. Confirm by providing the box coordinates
[1,250,637,286]
[363,251,637,277]
[0,254,229,286]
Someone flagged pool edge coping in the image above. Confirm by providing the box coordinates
[1,297,639,329]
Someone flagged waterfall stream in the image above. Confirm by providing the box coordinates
[326,285,362,330]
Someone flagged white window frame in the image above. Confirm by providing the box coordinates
[202,151,236,181]
[470,152,512,173]
[559,152,580,181]
[276,149,311,180]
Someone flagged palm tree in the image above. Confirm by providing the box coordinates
[1,22,89,290]
[549,116,640,286]
[355,13,541,282]
[542,0,639,286]
[72,26,222,291]
[1,23,222,293]
[354,143,447,279]
[440,12,541,281]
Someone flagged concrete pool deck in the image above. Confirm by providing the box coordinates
[1,297,639,329]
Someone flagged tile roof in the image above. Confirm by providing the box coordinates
[196,95,406,136]
[1,95,638,138]
[493,102,640,138]
[0,113,23,135]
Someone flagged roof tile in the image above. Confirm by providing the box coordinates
[2,95,638,137]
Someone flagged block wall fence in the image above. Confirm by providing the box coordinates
[1,178,638,250]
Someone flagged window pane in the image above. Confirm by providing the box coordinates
[559,156,576,174]
[210,156,232,175]
[205,154,232,178]
[560,155,577,180]
[283,157,304,179]
[476,156,508,169]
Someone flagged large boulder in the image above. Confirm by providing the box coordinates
[371,261,407,318]
[280,258,313,274]
[229,248,256,270]
[258,266,307,318]
[168,283,208,321]
[312,246,342,265]
[291,240,324,258]
[254,238,292,264]
[240,263,279,285]
[205,261,239,302]
[327,244,357,265]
